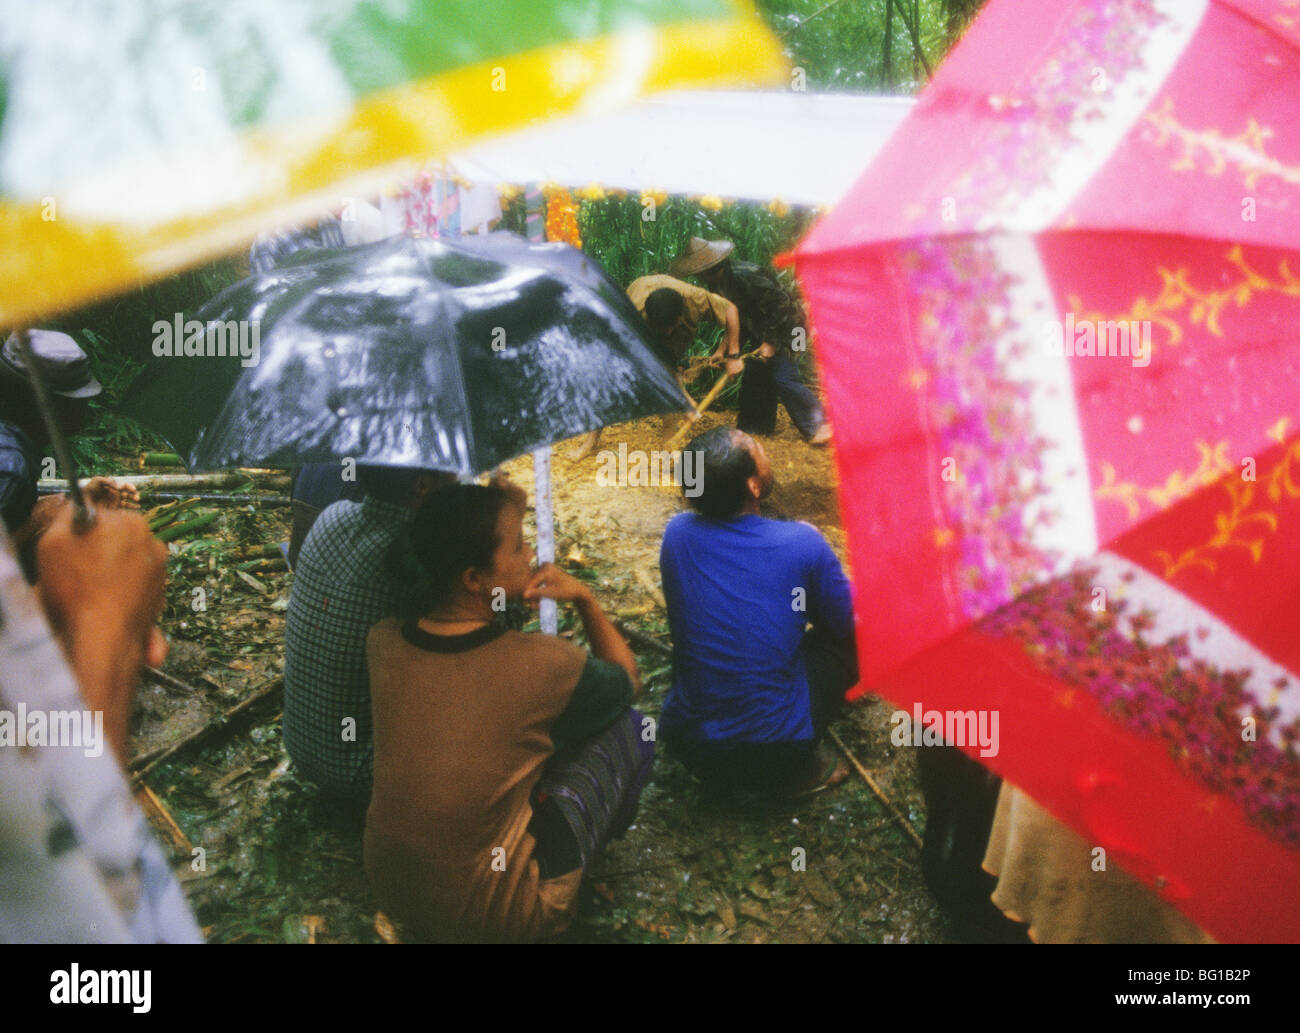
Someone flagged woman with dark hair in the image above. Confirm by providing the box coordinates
[363,479,653,942]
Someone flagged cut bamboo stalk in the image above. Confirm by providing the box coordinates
[236,544,285,560]
[236,557,288,574]
[149,497,200,530]
[155,511,219,542]
[134,785,192,855]
[235,569,272,594]
[137,451,183,469]
[39,471,290,492]
[145,499,181,525]
[138,492,291,508]
[145,495,198,522]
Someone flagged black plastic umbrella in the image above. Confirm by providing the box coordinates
[125,233,690,474]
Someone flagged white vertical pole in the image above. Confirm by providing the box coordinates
[533,446,557,635]
[523,184,558,634]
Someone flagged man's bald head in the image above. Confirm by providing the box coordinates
[685,426,772,520]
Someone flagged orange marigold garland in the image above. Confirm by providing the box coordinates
[544,186,583,249]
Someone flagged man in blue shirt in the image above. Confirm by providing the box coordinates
[659,426,857,796]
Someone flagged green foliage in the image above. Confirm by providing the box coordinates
[577,194,809,289]
[65,328,167,475]
[56,255,245,368]
[501,191,809,289]
[43,0,991,471]
[580,194,815,406]
[756,0,987,94]
[47,256,245,474]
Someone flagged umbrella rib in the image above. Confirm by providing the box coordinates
[416,239,477,473]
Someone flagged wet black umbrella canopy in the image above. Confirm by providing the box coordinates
[125,232,690,474]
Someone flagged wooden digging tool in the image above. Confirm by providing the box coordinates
[664,371,733,451]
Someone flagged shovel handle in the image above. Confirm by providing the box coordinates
[665,370,733,452]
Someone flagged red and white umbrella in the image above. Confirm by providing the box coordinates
[789,0,1300,942]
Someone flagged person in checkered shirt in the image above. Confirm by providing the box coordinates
[284,465,452,804]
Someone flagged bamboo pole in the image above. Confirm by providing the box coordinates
[139,492,291,508]
[525,183,558,636]
[39,471,289,492]
[130,677,284,783]
[826,727,924,850]
[56,489,290,508]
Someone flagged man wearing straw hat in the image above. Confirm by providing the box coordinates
[567,273,743,461]
[0,330,139,575]
[669,237,831,446]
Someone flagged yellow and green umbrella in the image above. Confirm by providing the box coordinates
[0,0,785,327]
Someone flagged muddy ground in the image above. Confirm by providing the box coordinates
[127,409,963,944]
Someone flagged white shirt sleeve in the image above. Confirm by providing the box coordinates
[0,524,202,943]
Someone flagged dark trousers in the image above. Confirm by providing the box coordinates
[737,353,824,439]
[670,625,858,794]
[916,744,1027,941]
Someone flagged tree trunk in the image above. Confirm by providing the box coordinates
[883,0,894,90]
[945,0,985,45]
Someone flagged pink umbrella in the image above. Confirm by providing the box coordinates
[788,0,1300,941]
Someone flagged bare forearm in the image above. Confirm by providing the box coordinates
[35,508,169,768]
[724,306,740,356]
[66,614,144,765]
[575,591,641,695]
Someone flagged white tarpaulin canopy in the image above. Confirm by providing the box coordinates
[447,91,914,206]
